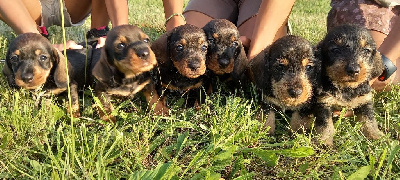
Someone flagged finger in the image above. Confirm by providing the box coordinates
[96,37,107,49]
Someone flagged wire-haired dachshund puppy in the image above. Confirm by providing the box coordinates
[2,33,92,117]
[151,24,208,108]
[314,24,384,145]
[202,19,248,92]
[250,35,320,134]
[92,24,168,121]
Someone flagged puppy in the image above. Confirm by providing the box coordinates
[314,24,384,145]
[92,24,168,121]
[2,33,91,117]
[250,35,320,134]
[151,24,208,107]
[202,19,248,92]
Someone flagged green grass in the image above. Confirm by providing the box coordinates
[0,0,399,179]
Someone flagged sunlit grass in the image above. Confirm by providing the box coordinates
[0,0,399,179]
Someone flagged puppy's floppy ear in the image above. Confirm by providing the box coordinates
[249,48,269,89]
[92,48,115,84]
[53,49,72,88]
[151,33,169,65]
[232,45,248,82]
[2,49,15,86]
[370,50,384,79]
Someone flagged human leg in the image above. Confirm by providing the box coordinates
[183,0,238,28]
[237,16,288,49]
[63,0,92,25]
[0,0,41,34]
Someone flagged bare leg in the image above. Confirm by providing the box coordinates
[238,16,288,49]
[0,0,41,34]
[105,0,128,27]
[64,0,92,25]
[183,10,213,28]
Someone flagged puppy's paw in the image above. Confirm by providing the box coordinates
[361,121,384,140]
[153,102,170,116]
[256,109,276,134]
[314,123,335,146]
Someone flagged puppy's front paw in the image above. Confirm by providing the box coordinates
[314,122,334,146]
[153,102,170,116]
[361,121,384,140]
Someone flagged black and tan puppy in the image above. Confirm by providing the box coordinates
[314,24,384,145]
[250,35,320,134]
[151,24,208,107]
[202,19,248,92]
[2,33,91,117]
[92,24,168,121]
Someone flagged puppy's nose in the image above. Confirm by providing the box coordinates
[136,48,149,59]
[346,65,360,76]
[218,58,230,68]
[22,73,34,83]
[288,88,303,98]
[188,61,201,71]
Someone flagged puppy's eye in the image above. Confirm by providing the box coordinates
[208,38,215,44]
[330,48,341,54]
[201,45,208,52]
[116,43,125,50]
[10,55,19,62]
[143,38,150,43]
[232,41,239,47]
[39,55,47,61]
[306,62,314,71]
[363,48,372,54]
[176,44,184,51]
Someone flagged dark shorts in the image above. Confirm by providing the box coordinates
[327,0,400,34]
[183,0,262,27]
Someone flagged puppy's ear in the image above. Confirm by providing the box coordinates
[2,55,15,87]
[232,45,248,82]
[249,48,268,89]
[370,50,384,79]
[151,33,169,65]
[3,48,13,76]
[53,49,72,88]
[92,48,115,84]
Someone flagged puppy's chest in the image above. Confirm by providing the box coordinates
[319,83,373,109]
[106,72,151,97]
[159,67,204,91]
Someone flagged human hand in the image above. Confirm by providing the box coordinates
[53,40,83,51]
[96,36,107,48]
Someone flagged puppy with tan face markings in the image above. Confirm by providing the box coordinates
[151,24,208,108]
[202,19,248,93]
[250,35,321,135]
[314,24,385,146]
[92,24,168,122]
[2,33,92,117]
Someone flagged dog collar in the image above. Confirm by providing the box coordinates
[378,54,397,81]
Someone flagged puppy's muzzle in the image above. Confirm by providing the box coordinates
[218,58,231,68]
[288,87,303,98]
[21,64,35,83]
[188,60,201,71]
[346,63,360,77]
[135,47,150,60]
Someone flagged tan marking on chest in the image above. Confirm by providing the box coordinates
[319,92,373,108]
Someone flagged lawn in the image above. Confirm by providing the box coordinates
[0,0,399,179]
